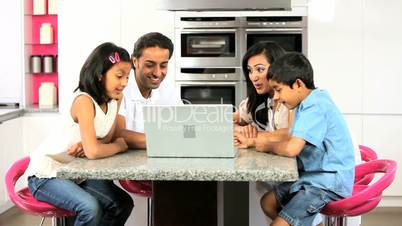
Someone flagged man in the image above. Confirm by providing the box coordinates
[116,32,182,148]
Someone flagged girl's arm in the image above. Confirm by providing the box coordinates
[71,95,127,159]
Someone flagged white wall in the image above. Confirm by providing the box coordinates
[0,0,23,104]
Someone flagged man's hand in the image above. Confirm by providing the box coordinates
[68,142,85,157]
[115,137,128,152]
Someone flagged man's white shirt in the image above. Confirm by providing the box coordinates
[119,72,183,132]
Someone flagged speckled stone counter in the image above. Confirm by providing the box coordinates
[57,149,298,182]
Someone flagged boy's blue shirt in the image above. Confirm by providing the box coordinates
[290,88,355,198]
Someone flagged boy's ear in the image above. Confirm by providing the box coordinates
[294,79,306,89]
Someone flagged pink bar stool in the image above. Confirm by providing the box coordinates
[5,157,75,226]
[321,159,397,226]
[356,145,378,185]
[119,180,152,226]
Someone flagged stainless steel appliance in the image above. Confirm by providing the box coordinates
[175,15,307,106]
[157,0,291,11]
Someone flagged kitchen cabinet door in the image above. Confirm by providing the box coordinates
[308,0,363,114]
[0,118,23,212]
[0,0,23,104]
[362,115,402,204]
[362,0,402,114]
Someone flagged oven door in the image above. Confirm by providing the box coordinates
[246,28,307,54]
[176,29,243,67]
[176,81,245,106]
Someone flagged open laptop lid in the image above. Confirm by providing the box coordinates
[144,104,235,158]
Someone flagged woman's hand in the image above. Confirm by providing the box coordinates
[239,124,258,138]
[234,132,255,149]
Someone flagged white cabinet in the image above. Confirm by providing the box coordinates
[22,113,62,154]
[308,0,363,114]
[362,0,402,114]
[362,115,402,198]
[0,118,23,212]
[0,0,23,104]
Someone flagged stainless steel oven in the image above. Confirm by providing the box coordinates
[177,81,244,106]
[175,67,245,106]
[175,17,244,67]
[174,14,307,107]
[245,16,307,54]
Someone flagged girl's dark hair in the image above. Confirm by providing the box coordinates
[75,42,130,105]
[241,41,286,129]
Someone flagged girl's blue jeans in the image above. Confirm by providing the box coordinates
[28,176,134,226]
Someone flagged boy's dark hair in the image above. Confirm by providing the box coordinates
[268,52,315,89]
[75,42,130,105]
[242,41,286,129]
[132,32,174,59]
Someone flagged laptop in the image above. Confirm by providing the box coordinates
[143,104,236,158]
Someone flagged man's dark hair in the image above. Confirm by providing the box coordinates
[132,32,174,59]
[268,52,315,89]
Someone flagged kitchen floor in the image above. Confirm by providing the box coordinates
[1,207,402,226]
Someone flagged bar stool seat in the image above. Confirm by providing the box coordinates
[5,156,75,226]
[321,159,397,226]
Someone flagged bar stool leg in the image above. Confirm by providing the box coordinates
[324,216,347,226]
[38,217,46,226]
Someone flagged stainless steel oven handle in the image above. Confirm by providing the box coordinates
[178,81,238,86]
[180,29,238,33]
[245,28,303,32]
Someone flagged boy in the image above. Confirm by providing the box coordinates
[237,52,355,226]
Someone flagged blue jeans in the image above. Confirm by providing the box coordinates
[274,182,341,226]
[28,176,134,226]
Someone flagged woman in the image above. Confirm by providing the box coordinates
[234,41,292,150]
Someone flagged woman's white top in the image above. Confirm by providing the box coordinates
[238,97,289,132]
[26,91,117,178]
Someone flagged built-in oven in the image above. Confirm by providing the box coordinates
[174,14,307,107]
[177,81,244,106]
[245,16,307,54]
[175,17,244,67]
[175,67,245,106]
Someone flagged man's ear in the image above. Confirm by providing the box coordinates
[132,57,138,70]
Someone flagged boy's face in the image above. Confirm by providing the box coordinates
[269,80,302,110]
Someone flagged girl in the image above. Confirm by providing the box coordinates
[234,41,291,149]
[26,42,134,226]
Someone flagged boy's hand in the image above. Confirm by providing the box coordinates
[68,142,85,158]
[115,137,128,152]
[234,132,255,149]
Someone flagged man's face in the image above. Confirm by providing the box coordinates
[132,46,170,94]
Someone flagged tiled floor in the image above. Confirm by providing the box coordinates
[1,206,402,226]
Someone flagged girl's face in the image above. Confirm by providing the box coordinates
[102,61,131,100]
[247,53,271,95]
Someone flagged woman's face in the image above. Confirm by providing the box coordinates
[247,53,271,95]
[102,61,131,100]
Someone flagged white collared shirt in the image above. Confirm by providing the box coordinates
[119,72,183,132]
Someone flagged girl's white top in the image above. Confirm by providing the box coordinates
[26,91,117,178]
[238,97,289,132]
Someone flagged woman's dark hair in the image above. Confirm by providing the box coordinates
[132,32,174,60]
[75,42,130,105]
[268,52,315,89]
[242,41,286,129]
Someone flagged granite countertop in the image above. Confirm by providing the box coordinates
[57,149,298,182]
[0,108,24,123]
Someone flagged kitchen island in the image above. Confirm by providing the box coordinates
[57,149,298,226]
